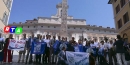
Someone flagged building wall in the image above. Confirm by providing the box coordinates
[9,22,117,42]
[38,17,86,25]
[0,0,13,33]
[108,0,130,42]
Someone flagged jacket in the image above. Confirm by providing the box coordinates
[114,39,125,53]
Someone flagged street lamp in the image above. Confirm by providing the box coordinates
[82,30,87,42]
[82,31,83,42]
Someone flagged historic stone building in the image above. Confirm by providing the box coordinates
[0,0,13,33]
[8,3,117,42]
[108,0,130,42]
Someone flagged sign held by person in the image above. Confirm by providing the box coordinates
[66,51,89,65]
[8,39,26,51]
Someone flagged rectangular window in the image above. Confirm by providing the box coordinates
[120,0,126,7]
[2,12,8,24]
[117,19,122,29]
[3,0,6,4]
[8,1,11,9]
[123,12,129,24]
[4,0,11,10]
[115,4,120,14]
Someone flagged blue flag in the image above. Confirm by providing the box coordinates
[78,44,84,52]
[53,40,61,54]
[53,40,59,49]
[31,41,46,54]
[74,45,79,52]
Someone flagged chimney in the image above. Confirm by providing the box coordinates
[13,22,16,24]
[112,28,115,29]
[99,26,102,28]
[33,18,37,21]
[93,25,96,27]
[87,25,90,26]
[19,22,22,24]
[107,27,110,28]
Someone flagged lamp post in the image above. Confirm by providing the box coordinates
[82,30,86,42]
[82,31,83,42]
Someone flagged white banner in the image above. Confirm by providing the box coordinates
[66,51,89,65]
[8,39,26,51]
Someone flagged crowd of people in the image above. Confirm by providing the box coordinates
[0,32,130,65]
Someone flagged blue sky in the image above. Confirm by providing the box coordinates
[9,0,115,28]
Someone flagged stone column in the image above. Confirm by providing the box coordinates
[83,32,88,39]
[95,34,98,42]
[55,33,58,40]
[68,33,72,41]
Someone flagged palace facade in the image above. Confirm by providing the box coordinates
[8,3,117,42]
[108,0,130,42]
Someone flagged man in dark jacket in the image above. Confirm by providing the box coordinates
[113,35,127,65]
[25,33,35,64]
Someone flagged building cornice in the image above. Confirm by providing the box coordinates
[8,23,116,31]
[22,28,117,35]
[38,17,86,21]
[117,21,130,33]
[108,0,113,4]
[38,17,59,19]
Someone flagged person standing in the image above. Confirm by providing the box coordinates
[94,39,100,62]
[83,38,87,46]
[18,34,28,63]
[90,40,97,60]
[66,37,75,52]
[104,38,109,62]
[0,33,4,63]
[98,41,108,65]
[42,35,46,64]
[71,37,76,45]
[35,34,42,64]
[3,34,13,63]
[25,33,35,64]
[86,41,95,65]
[59,37,67,51]
[114,35,127,65]
[73,41,79,52]
[108,40,117,65]
[78,40,84,52]
[50,36,58,64]
[44,35,51,64]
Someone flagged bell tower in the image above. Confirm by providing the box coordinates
[56,2,68,18]
[59,0,68,37]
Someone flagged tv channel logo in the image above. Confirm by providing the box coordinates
[4,26,23,34]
